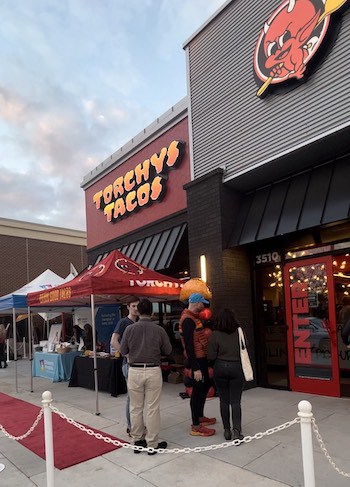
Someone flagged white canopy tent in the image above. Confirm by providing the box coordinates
[0,269,67,392]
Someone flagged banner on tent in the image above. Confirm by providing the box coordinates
[95,305,121,353]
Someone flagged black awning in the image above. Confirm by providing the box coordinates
[230,156,350,246]
[92,224,187,271]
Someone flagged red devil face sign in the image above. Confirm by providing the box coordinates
[115,258,144,275]
[254,0,348,97]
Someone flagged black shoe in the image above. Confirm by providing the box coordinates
[224,428,232,440]
[148,441,167,456]
[233,429,244,441]
[126,427,131,437]
[134,439,147,454]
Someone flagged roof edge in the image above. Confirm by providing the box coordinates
[182,0,232,49]
[81,97,188,189]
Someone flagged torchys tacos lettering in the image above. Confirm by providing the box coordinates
[92,140,185,223]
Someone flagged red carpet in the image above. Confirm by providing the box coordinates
[0,392,126,469]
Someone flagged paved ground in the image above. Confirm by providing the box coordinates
[0,359,349,486]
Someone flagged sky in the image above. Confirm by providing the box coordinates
[0,0,227,232]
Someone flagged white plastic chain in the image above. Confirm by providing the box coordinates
[50,404,299,454]
[312,418,350,478]
[0,409,43,440]
[2,403,350,479]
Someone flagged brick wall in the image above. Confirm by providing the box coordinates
[0,235,87,296]
[0,236,27,295]
[184,169,256,381]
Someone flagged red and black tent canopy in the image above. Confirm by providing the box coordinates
[27,249,183,307]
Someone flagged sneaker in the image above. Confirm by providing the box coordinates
[148,441,167,455]
[224,428,232,440]
[134,439,147,454]
[199,416,216,426]
[126,428,132,437]
[233,429,244,441]
[190,425,216,436]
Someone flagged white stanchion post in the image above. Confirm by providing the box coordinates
[42,391,55,487]
[6,339,9,363]
[23,337,27,358]
[298,400,315,487]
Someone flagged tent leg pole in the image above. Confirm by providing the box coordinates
[91,294,100,415]
[13,308,18,393]
[28,306,34,392]
[61,313,65,341]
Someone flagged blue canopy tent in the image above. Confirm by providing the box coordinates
[0,293,28,310]
[0,269,67,391]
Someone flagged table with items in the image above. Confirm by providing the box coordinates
[68,355,127,397]
[33,351,82,382]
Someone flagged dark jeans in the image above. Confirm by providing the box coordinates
[213,359,244,431]
[191,358,210,426]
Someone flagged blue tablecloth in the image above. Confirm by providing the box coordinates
[33,351,82,382]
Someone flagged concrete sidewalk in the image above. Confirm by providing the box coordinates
[0,359,349,486]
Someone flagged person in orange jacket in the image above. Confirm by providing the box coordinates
[179,293,216,437]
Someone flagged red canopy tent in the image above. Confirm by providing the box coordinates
[27,250,184,414]
[28,249,183,308]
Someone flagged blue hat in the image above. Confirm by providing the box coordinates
[189,292,209,304]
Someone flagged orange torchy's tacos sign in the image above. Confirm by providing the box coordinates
[92,140,185,223]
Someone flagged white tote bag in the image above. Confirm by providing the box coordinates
[238,327,254,382]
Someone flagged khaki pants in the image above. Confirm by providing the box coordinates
[128,366,162,448]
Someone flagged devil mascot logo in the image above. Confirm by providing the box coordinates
[254,0,348,97]
[115,258,144,275]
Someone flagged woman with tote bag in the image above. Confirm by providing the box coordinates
[208,309,253,441]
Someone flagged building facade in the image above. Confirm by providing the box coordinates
[81,98,190,280]
[183,0,350,397]
[83,0,350,397]
[0,218,87,296]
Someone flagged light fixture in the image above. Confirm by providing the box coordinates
[200,255,207,283]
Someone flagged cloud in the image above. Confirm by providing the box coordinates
[0,0,227,231]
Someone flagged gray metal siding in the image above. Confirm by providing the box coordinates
[187,0,350,181]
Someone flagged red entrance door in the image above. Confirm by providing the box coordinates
[284,256,340,396]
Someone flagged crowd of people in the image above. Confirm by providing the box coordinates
[0,294,249,453]
[111,292,252,454]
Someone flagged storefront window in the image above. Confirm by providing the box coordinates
[333,254,350,395]
[255,264,288,388]
[285,245,332,260]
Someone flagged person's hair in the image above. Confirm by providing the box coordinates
[125,295,140,306]
[72,325,82,337]
[342,296,350,306]
[137,298,153,316]
[216,308,240,334]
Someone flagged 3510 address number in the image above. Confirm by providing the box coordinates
[255,252,281,265]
